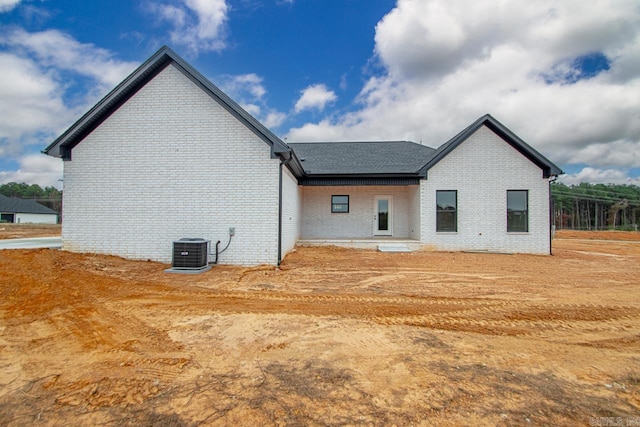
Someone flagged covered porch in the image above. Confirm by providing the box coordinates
[299,184,422,241]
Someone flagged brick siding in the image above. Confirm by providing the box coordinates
[62,64,282,265]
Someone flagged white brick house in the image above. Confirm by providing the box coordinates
[44,47,562,266]
[0,195,58,224]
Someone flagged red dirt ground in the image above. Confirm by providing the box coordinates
[0,229,638,425]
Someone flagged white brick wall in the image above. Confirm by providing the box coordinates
[60,63,552,262]
[420,125,551,254]
[300,185,419,239]
[280,166,301,259]
[62,64,282,265]
[408,185,421,240]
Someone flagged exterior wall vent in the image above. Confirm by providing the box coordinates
[172,238,209,270]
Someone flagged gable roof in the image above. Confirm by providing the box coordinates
[421,114,563,178]
[42,46,561,182]
[0,194,58,215]
[288,141,436,177]
[43,46,300,172]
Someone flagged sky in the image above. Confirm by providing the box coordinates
[0,0,639,189]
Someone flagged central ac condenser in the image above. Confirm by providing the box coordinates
[172,238,209,270]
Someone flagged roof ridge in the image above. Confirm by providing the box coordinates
[43,45,291,159]
[420,114,563,177]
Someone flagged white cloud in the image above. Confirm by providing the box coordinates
[0,29,139,145]
[339,73,348,91]
[221,73,267,100]
[0,0,21,13]
[0,154,63,188]
[294,84,337,113]
[374,0,469,80]
[242,102,261,117]
[288,0,640,184]
[149,0,229,55]
[0,52,70,147]
[219,72,288,129]
[263,110,287,128]
[0,29,139,186]
[560,167,640,186]
[3,28,138,89]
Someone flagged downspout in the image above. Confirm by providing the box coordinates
[278,160,283,266]
[549,176,557,255]
[277,155,292,266]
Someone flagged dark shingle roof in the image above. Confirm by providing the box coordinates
[0,194,58,215]
[288,141,436,176]
[42,45,560,181]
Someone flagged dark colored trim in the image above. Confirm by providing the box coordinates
[166,57,290,156]
[43,52,174,159]
[507,190,529,232]
[300,177,421,186]
[549,180,554,255]
[283,150,305,180]
[436,190,458,232]
[43,46,304,175]
[419,114,563,178]
[331,195,349,213]
[484,120,560,178]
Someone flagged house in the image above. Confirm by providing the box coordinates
[0,194,59,224]
[43,46,562,266]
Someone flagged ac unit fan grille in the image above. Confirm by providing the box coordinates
[172,239,209,269]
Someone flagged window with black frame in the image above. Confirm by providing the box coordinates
[507,190,528,232]
[331,195,349,213]
[436,190,457,232]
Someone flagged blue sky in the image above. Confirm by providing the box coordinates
[1,0,639,188]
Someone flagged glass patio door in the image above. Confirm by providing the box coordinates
[374,196,393,236]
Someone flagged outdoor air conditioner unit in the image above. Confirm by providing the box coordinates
[172,238,209,270]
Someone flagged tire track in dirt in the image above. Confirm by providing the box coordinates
[115,283,640,339]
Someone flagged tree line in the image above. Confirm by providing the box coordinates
[551,182,640,231]
[0,182,62,213]
[2,181,639,230]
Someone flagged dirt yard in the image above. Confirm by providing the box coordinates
[0,224,61,240]
[1,231,639,426]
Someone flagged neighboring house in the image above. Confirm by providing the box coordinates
[0,194,59,224]
[44,46,562,266]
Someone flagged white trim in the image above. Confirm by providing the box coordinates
[374,195,393,236]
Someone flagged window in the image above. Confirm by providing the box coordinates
[436,190,457,232]
[331,195,349,213]
[507,190,528,232]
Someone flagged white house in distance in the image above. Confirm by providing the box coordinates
[0,194,58,224]
[44,46,562,266]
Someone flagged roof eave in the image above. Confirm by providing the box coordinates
[483,116,563,178]
[421,114,563,179]
[301,172,424,178]
[44,47,175,158]
[44,46,290,160]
